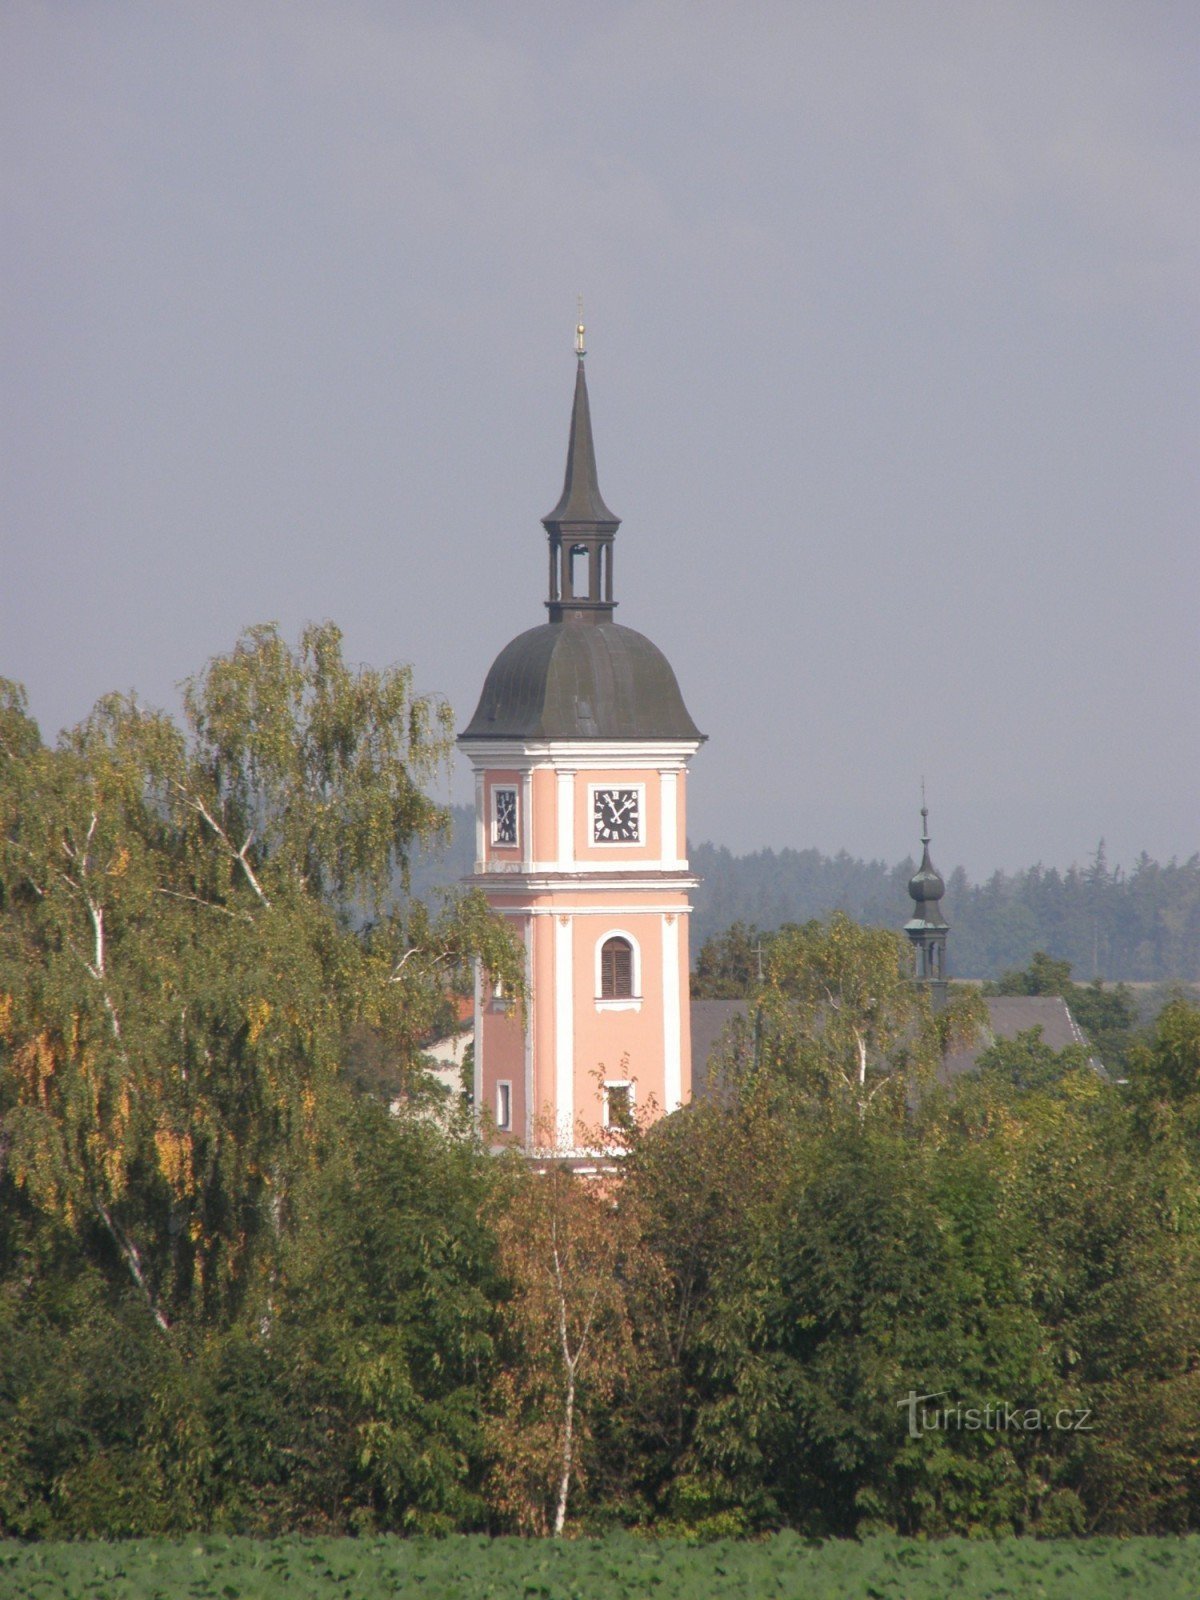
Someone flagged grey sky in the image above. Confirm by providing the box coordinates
[3,1,1197,879]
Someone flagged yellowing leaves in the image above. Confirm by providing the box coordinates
[13,1030,57,1106]
[154,1121,196,1199]
[95,1129,130,1199]
[247,998,272,1044]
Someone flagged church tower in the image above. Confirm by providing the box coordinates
[905,803,949,1007]
[458,324,704,1154]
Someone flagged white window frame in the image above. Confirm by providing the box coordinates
[496,1080,513,1132]
[491,785,519,848]
[587,781,646,847]
[594,928,642,1011]
[603,1078,635,1130]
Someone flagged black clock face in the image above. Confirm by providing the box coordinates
[494,788,517,845]
[593,787,640,843]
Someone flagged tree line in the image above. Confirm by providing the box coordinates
[413,813,1200,983]
[3,627,1200,1540]
[691,839,1200,981]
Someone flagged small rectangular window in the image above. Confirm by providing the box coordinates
[496,1081,512,1131]
[604,1081,633,1130]
[492,787,518,847]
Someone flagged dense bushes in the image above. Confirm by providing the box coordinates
[4,1001,1200,1538]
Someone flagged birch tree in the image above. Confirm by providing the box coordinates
[0,625,522,1331]
[486,1164,663,1534]
[755,913,983,1120]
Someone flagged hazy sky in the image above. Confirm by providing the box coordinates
[3,2,1197,879]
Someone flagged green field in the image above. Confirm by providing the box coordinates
[3,1534,1200,1600]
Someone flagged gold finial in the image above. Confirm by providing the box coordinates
[575,294,586,357]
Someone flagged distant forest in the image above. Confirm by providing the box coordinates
[411,808,1200,982]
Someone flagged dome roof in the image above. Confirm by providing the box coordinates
[908,851,946,906]
[460,619,703,742]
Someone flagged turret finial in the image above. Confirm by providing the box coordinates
[575,295,586,358]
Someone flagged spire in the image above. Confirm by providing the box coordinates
[543,344,619,527]
[904,792,949,998]
[544,311,621,624]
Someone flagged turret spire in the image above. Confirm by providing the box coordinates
[544,313,620,623]
[904,792,949,1001]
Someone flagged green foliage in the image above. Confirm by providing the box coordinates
[985,950,1140,1071]
[699,913,985,1122]
[0,626,522,1334]
[990,949,1076,996]
[5,635,1200,1545]
[646,1118,1054,1537]
[976,1026,1093,1090]
[690,921,770,999]
[282,1096,501,1533]
[0,1089,509,1538]
[0,1208,172,1539]
[614,990,1200,1540]
[0,625,525,1539]
[7,1532,1200,1600]
[1129,996,1200,1110]
[183,621,451,908]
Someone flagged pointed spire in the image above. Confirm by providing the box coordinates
[543,316,619,529]
[543,314,622,624]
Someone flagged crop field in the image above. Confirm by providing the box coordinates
[4,1533,1200,1600]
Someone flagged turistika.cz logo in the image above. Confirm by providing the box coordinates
[897,1391,1096,1440]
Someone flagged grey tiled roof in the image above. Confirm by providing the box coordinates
[687,992,1098,1099]
[939,995,1093,1082]
[460,620,703,742]
[689,999,750,1098]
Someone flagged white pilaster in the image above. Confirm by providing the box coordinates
[556,770,575,867]
[662,913,682,1112]
[473,959,484,1125]
[554,913,574,1149]
[660,770,678,865]
[474,770,486,872]
[523,916,535,1148]
[521,770,534,872]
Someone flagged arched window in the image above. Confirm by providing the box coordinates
[600,936,634,999]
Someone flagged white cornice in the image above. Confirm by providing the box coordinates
[476,900,696,917]
[467,870,698,897]
[458,737,702,769]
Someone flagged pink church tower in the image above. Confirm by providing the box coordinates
[458,323,704,1154]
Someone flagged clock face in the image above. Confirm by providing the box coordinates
[493,787,517,845]
[593,787,640,844]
